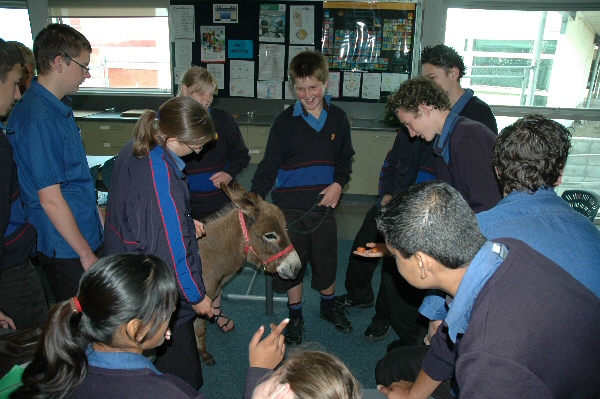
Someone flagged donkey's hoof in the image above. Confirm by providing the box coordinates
[201,354,216,366]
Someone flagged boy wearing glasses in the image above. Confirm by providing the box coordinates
[251,50,355,346]
[7,24,103,302]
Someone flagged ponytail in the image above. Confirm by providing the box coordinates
[132,110,162,158]
[11,301,88,399]
[132,97,215,158]
[11,254,179,399]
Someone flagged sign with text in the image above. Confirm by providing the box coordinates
[228,40,253,59]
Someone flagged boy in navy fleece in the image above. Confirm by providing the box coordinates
[251,50,355,346]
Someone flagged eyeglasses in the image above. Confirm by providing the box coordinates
[65,56,90,73]
[183,142,203,154]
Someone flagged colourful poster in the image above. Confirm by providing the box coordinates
[201,26,226,63]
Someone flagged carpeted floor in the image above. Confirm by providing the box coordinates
[199,239,397,398]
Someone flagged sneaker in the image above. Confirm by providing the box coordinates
[320,303,353,333]
[285,317,304,347]
[364,321,391,342]
[334,294,375,308]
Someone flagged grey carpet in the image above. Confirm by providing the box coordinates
[199,239,397,398]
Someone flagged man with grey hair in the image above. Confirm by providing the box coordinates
[375,180,600,398]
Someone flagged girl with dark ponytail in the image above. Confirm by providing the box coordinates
[103,96,216,389]
[10,254,205,399]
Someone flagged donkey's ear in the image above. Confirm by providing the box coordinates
[222,182,259,216]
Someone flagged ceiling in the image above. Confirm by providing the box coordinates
[580,11,600,43]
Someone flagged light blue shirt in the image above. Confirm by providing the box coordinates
[292,94,332,132]
[420,187,600,321]
[86,346,160,373]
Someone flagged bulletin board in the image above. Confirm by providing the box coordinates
[170,1,324,100]
[322,1,416,100]
[169,1,416,102]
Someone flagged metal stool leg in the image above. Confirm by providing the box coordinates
[222,267,286,315]
[266,273,273,316]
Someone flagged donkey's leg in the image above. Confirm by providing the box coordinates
[193,316,216,366]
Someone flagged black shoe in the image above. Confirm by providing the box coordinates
[285,317,304,347]
[364,321,391,342]
[320,304,353,333]
[334,294,375,308]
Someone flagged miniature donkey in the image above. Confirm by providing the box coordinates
[194,182,301,365]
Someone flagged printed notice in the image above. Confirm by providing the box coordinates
[207,64,225,89]
[259,4,286,43]
[381,73,408,92]
[257,81,282,99]
[343,72,361,97]
[258,43,285,81]
[170,5,195,41]
[290,5,315,45]
[362,73,382,99]
[230,78,254,97]
[327,72,340,98]
[230,60,255,79]
[213,4,238,23]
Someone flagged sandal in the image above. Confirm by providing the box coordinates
[212,306,235,333]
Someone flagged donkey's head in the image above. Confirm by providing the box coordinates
[223,182,301,279]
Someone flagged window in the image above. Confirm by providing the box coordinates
[444,6,600,203]
[51,17,171,92]
[49,1,171,93]
[445,8,599,110]
[0,7,33,47]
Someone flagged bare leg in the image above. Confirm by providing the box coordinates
[211,291,234,332]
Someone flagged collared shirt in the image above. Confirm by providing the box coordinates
[86,346,160,372]
[444,241,507,342]
[7,78,102,258]
[166,146,187,173]
[292,94,332,132]
[421,186,600,322]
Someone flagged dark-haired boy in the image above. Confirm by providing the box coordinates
[251,50,355,346]
[0,38,47,332]
[376,180,600,398]
[7,24,103,303]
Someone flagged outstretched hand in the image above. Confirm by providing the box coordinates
[249,318,289,369]
[353,242,389,258]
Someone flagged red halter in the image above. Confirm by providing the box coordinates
[238,209,294,265]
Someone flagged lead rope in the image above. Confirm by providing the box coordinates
[286,194,330,235]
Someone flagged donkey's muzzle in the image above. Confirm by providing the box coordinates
[275,250,301,279]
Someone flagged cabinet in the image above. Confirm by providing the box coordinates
[77,120,137,156]
[245,125,270,164]
[347,130,397,195]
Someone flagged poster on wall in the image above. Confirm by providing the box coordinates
[259,4,286,43]
[343,72,361,97]
[207,64,225,89]
[201,26,226,63]
[322,1,416,75]
[213,4,238,23]
[289,5,315,45]
[257,81,282,99]
[327,72,341,98]
[362,73,382,99]
[170,5,195,41]
[258,43,285,81]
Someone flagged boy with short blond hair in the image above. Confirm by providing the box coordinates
[251,50,355,346]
